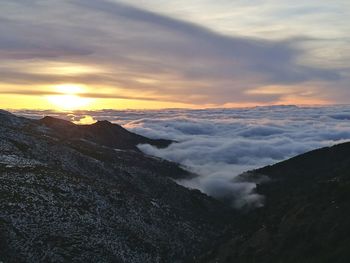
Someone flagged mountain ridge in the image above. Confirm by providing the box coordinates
[2,109,350,262]
[38,116,173,151]
[0,110,233,263]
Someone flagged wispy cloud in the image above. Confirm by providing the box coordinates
[0,0,347,106]
[0,89,169,102]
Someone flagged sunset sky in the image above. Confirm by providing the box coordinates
[1,0,349,110]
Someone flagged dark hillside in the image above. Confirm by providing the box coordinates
[202,142,350,263]
[0,110,232,263]
[39,116,172,150]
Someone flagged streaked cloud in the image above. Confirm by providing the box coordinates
[0,0,349,108]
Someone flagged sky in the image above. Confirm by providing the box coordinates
[1,0,349,109]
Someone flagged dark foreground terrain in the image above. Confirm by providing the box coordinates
[2,109,350,263]
[0,110,232,262]
[201,141,350,263]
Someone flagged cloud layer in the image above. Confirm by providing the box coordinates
[15,105,350,208]
[1,0,348,106]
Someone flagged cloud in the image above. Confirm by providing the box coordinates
[14,105,350,208]
[0,16,93,60]
[0,0,346,105]
[0,89,167,102]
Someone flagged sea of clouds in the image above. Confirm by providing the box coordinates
[15,105,350,208]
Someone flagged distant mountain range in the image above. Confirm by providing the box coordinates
[1,109,350,263]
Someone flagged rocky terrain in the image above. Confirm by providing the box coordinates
[0,110,232,263]
[2,108,350,263]
[201,141,350,263]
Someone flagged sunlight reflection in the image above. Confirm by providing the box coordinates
[73,115,96,124]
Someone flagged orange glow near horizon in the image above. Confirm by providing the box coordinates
[0,93,198,111]
[0,93,333,112]
[47,95,93,110]
[0,83,333,111]
[46,84,94,110]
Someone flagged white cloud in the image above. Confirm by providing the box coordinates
[16,105,350,208]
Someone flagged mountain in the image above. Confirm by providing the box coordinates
[3,109,350,263]
[0,110,232,263]
[39,116,172,150]
[201,141,350,263]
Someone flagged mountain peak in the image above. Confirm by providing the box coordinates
[40,116,75,127]
[38,115,172,150]
[94,120,112,126]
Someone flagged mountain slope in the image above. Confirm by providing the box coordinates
[202,142,350,263]
[0,110,232,263]
[39,116,172,150]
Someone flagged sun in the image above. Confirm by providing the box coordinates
[47,84,93,110]
[47,94,92,110]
